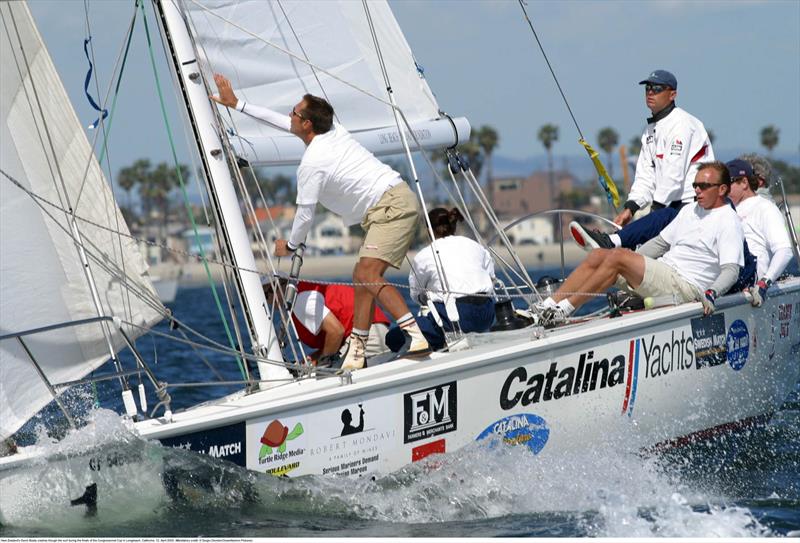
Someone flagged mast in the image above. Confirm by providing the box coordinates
[155,0,290,385]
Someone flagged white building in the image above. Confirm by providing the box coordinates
[504,216,554,246]
[306,213,349,255]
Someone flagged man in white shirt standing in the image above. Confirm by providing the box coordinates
[571,69,713,250]
[212,75,429,371]
[726,158,794,306]
[538,161,743,325]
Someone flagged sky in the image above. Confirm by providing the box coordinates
[25,0,800,180]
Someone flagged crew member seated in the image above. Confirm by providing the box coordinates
[726,158,794,306]
[263,278,389,365]
[386,208,495,352]
[534,161,744,325]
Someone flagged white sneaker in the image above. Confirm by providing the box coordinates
[340,335,367,372]
[526,303,568,328]
[540,306,569,327]
[405,327,431,357]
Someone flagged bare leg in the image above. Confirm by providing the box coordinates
[553,249,645,310]
[353,257,411,329]
[551,249,613,303]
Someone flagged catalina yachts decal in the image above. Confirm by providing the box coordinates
[476,414,549,454]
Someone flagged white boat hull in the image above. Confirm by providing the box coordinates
[152,277,179,304]
[1,279,798,520]
[130,278,800,479]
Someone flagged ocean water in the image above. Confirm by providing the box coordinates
[2,273,799,537]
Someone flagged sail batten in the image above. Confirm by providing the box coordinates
[0,2,163,440]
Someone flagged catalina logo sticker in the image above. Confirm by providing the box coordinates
[476,414,549,454]
[726,319,749,371]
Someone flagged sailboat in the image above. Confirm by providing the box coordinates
[1,0,799,518]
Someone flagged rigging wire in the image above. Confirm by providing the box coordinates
[361,0,464,339]
[275,0,340,125]
[517,0,620,210]
[7,166,607,304]
[181,8,310,367]
[139,0,248,380]
[82,0,149,402]
[154,3,260,381]
[517,0,582,139]
[2,3,129,387]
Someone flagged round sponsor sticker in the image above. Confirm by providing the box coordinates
[476,413,549,454]
[726,319,749,371]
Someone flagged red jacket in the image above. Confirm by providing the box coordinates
[291,281,390,349]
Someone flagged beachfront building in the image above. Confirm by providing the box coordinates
[306,213,352,256]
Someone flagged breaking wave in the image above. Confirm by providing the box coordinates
[1,402,795,537]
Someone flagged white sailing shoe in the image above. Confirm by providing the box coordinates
[339,334,367,372]
[540,306,569,327]
[525,303,568,328]
[404,326,431,358]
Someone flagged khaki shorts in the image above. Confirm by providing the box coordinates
[359,182,419,268]
[616,256,702,303]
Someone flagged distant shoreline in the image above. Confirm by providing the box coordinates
[150,243,586,286]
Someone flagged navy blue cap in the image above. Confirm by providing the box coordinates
[639,69,677,89]
[726,159,753,179]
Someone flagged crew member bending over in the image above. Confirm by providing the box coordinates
[264,279,390,365]
[212,74,429,372]
[538,161,743,325]
[386,208,495,352]
[726,159,794,306]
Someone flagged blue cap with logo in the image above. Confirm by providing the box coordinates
[726,159,753,179]
[639,69,677,90]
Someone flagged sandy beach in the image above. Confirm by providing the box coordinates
[152,243,586,286]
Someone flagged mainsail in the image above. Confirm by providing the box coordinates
[0,2,163,440]
[182,0,470,165]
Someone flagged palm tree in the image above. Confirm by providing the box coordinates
[477,125,499,188]
[461,134,484,180]
[760,125,779,155]
[117,158,151,216]
[597,127,619,178]
[537,123,559,208]
[628,135,642,157]
[141,162,188,236]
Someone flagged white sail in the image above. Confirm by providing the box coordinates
[183,0,470,164]
[0,2,163,440]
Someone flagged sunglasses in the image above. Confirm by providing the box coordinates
[645,83,669,94]
[692,182,722,190]
[291,107,307,120]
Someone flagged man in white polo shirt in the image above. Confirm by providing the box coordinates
[726,158,793,306]
[212,75,429,371]
[536,161,744,325]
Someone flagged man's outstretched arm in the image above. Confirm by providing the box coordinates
[210,73,290,131]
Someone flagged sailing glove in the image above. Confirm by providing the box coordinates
[702,289,717,315]
[749,278,772,307]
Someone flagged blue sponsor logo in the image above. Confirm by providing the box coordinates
[476,413,549,454]
[726,319,749,371]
